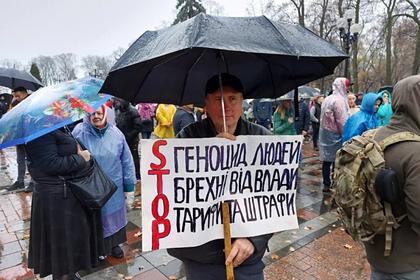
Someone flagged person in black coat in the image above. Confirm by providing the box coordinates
[169,74,272,280]
[310,96,324,150]
[25,128,104,280]
[294,98,310,136]
[114,98,142,180]
[173,104,197,136]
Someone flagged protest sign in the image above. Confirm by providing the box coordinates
[141,135,302,251]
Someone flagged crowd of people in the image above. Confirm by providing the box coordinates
[0,73,419,280]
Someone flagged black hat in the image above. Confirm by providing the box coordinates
[205,73,244,96]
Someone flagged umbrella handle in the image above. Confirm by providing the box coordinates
[64,126,87,150]
[223,202,235,280]
[218,74,227,133]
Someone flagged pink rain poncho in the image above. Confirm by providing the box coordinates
[319,78,349,162]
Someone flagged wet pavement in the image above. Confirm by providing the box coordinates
[0,143,371,280]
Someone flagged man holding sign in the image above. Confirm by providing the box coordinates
[167,73,273,280]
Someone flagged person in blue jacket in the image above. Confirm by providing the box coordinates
[342,92,383,142]
[72,105,136,259]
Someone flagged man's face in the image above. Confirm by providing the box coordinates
[12,91,27,103]
[90,108,105,128]
[205,86,243,129]
[374,99,382,112]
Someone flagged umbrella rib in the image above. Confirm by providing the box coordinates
[262,16,298,57]
[131,49,191,103]
[253,53,277,97]
[179,48,207,105]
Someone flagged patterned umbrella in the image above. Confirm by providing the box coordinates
[0,77,110,149]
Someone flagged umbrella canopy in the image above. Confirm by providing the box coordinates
[0,77,110,149]
[101,13,347,105]
[283,85,321,100]
[0,67,44,91]
[297,85,320,98]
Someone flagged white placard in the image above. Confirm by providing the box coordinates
[141,135,302,251]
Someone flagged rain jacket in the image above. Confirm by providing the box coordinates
[342,92,381,142]
[169,117,273,280]
[173,106,197,136]
[252,99,273,125]
[376,90,393,126]
[273,107,296,135]
[294,99,310,134]
[137,103,155,133]
[72,120,136,238]
[319,78,349,162]
[114,101,142,145]
[365,75,420,274]
[153,104,176,138]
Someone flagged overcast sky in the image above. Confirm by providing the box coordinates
[1,0,254,65]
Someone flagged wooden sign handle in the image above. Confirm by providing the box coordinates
[222,201,235,280]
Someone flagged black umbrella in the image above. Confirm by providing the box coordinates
[0,67,44,91]
[101,13,347,105]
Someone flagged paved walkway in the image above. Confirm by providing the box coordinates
[0,143,371,280]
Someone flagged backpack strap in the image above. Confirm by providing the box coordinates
[379,131,420,150]
[384,202,396,256]
[378,131,420,256]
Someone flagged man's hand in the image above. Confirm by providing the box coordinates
[225,238,255,267]
[302,130,308,136]
[216,132,236,141]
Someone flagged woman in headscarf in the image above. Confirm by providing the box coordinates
[376,90,393,126]
[342,92,382,142]
[319,77,349,192]
[72,105,136,259]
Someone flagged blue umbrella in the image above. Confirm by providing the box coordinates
[0,77,110,149]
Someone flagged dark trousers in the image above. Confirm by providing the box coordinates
[312,122,320,148]
[322,161,334,188]
[128,139,140,180]
[141,132,151,139]
[16,145,27,182]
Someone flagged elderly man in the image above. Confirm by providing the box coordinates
[167,73,272,280]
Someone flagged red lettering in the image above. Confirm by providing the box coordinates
[150,140,167,169]
[149,140,171,250]
[152,219,171,250]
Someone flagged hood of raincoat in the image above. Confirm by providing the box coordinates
[332,78,349,104]
[378,90,392,101]
[388,75,420,134]
[360,92,381,115]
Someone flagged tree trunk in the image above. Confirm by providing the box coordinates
[300,0,305,27]
[385,18,393,84]
[352,0,361,93]
[413,26,420,74]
